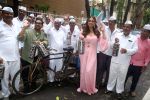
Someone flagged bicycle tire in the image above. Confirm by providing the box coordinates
[12,64,45,95]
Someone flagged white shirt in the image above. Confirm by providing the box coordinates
[101,26,120,56]
[64,24,80,33]
[65,28,80,53]
[47,27,66,52]
[43,22,53,34]
[111,32,138,65]
[12,17,24,35]
[12,17,25,48]
[0,20,19,61]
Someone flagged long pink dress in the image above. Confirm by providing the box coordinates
[78,34,107,95]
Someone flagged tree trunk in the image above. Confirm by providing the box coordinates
[116,0,125,28]
[123,0,131,23]
[110,0,115,16]
[13,0,19,17]
[85,0,90,18]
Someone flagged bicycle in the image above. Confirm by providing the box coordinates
[12,44,79,96]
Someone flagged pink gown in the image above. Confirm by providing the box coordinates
[78,34,108,95]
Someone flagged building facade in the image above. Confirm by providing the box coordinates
[22,0,86,17]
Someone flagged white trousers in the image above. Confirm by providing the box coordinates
[1,60,20,97]
[107,62,129,93]
[47,51,63,82]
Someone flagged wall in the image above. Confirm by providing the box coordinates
[22,0,86,17]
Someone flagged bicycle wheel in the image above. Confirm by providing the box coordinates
[12,64,45,95]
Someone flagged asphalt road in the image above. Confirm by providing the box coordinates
[9,64,150,100]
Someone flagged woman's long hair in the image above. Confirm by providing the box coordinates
[82,16,100,38]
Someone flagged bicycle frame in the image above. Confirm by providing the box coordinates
[12,46,77,96]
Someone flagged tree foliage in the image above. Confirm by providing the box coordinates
[143,8,150,24]
[116,0,125,27]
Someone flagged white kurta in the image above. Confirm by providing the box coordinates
[0,20,20,61]
[43,22,53,34]
[12,17,24,49]
[47,27,66,82]
[64,24,80,34]
[107,32,138,93]
[102,26,121,56]
[0,20,20,97]
[65,27,80,53]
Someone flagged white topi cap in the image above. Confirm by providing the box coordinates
[2,7,13,13]
[69,16,74,19]
[125,20,132,25]
[102,18,108,23]
[36,15,43,19]
[59,18,64,24]
[29,14,34,17]
[69,19,76,23]
[109,16,116,21]
[18,6,27,11]
[143,24,150,31]
[54,18,61,22]
[81,20,86,24]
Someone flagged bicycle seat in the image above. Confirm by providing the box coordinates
[63,46,74,51]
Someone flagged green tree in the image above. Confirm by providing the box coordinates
[85,0,90,17]
[123,0,131,23]
[143,8,150,24]
[116,0,125,27]
[110,0,116,16]
[131,0,150,28]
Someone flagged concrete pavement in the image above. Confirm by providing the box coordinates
[0,64,150,100]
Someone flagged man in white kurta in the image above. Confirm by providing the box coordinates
[47,18,66,82]
[96,16,121,88]
[106,21,138,98]
[43,15,53,34]
[12,6,27,49]
[0,7,20,99]
[65,19,80,53]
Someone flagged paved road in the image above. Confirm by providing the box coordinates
[9,64,150,100]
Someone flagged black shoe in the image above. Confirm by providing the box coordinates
[117,93,123,100]
[105,90,112,94]
[102,83,107,88]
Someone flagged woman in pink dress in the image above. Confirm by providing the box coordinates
[77,17,108,95]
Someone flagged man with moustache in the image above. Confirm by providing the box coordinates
[106,20,138,99]
[125,24,150,97]
[0,7,20,100]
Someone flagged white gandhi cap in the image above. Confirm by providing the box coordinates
[125,20,132,25]
[69,19,76,23]
[109,16,116,21]
[143,24,150,31]
[18,6,27,11]
[2,7,13,13]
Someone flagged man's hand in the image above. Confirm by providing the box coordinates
[120,48,127,54]
[23,20,30,29]
[99,26,104,33]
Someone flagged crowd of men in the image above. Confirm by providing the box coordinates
[0,5,150,100]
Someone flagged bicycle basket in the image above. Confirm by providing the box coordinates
[29,44,36,59]
[37,44,49,57]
